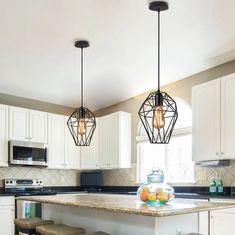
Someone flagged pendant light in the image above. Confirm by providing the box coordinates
[67,40,96,146]
[138,1,178,144]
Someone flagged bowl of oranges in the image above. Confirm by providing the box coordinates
[137,168,174,205]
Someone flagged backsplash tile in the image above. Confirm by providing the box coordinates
[2,162,235,188]
[0,167,80,187]
[102,161,235,187]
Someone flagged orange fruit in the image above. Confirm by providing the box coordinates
[155,188,163,194]
[157,193,168,202]
[148,193,157,201]
[140,191,149,202]
[141,186,150,193]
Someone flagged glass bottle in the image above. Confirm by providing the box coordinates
[210,177,217,195]
[217,177,223,194]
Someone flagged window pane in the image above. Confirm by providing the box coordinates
[138,142,165,183]
[166,134,194,182]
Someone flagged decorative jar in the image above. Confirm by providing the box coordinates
[137,168,174,204]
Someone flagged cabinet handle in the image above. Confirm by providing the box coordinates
[221,152,224,155]
[216,152,219,155]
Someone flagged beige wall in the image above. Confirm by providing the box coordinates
[96,59,235,164]
[0,92,74,115]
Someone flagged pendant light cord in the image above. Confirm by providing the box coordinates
[157,10,160,91]
[81,47,84,107]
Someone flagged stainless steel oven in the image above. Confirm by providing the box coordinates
[9,140,47,166]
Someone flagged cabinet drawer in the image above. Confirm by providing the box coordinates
[0,196,15,206]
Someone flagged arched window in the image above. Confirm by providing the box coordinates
[137,98,195,184]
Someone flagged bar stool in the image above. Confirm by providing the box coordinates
[14,217,54,235]
[36,224,85,235]
[83,232,111,235]
[185,233,203,235]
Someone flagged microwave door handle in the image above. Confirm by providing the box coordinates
[45,148,47,163]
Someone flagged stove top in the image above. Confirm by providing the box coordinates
[3,178,57,196]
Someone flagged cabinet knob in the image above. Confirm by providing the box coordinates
[221,152,224,155]
[216,152,219,155]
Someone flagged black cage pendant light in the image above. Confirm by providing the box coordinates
[67,40,96,146]
[138,1,178,144]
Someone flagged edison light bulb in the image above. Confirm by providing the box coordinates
[153,106,165,130]
[78,118,86,136]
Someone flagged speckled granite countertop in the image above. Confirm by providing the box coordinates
[17,193,235,217]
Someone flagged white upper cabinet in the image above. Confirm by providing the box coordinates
[9,106,48,143]
[48,114,80,169]
[48,113,65,168]
[98,116,109,168]
[29,110,48,143]
[65,116,80,169]
[192,79,220,161]
[99,112,131,169]
[220,74,235,159]
[80,119,99,169]
[0,105,9,167]
[9,106,29,141]
[192,73,235,161]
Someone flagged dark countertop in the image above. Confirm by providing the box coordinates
[2,186,235,200]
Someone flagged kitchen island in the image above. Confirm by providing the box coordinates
[17,194,235,235]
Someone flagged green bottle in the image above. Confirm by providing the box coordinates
[210,177,217,195]
[217,177,223,194]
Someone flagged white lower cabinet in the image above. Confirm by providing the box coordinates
[210,211,235,235]
[0,197,15,235]
[210,199,235,235]
[48,114,80,169]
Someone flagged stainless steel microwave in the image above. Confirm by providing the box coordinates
[9,140,48,167]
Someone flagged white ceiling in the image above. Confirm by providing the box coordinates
[0,0,235,111]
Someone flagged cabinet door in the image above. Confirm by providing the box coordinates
[108,113,119,168]
[48,114,65,168]
[64,117,80,169]
[0,105,8,167]
[9,106,29,141]
[0,207,15,235]
[221,74,235,159]
[81,119,99,169]
[99,116,110,168]
[192,79,220,161]
[210,212,235,235]
[29,110,48,143]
